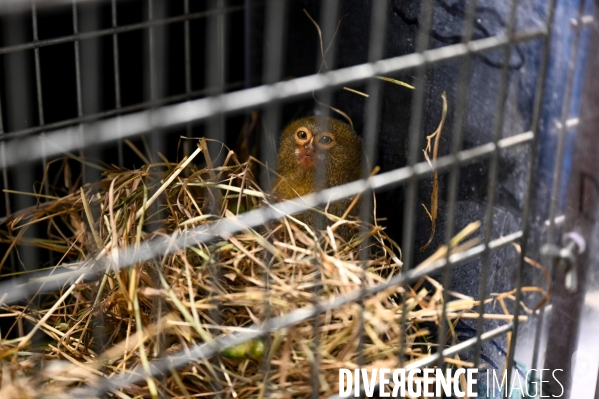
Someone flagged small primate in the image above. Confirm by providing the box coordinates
[274,116,362,238]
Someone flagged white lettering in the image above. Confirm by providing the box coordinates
[552,369,564,397]
[510,371,524,398]
[392,369,405,397]
[379,369,390,397]
[422,368,434,397]
[526,370,538,397]
[436,369,452,397]
[492,369,508,397]
[339,369,352,397]
[467,369,477,397]
[540,369,550,397]
[362,368,378,397]
[454,369,465,397]
[408,369,421,397]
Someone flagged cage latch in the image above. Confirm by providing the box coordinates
[540,232,586,293]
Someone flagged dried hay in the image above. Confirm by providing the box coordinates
[0,140,546,398]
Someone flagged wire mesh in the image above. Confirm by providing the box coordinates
[0,0,594,397]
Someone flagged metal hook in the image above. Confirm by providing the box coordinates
[540,232,585,293]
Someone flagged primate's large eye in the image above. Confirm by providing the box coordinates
[316,133,335,149]
[319,136,332,145]
[294,128,312,146]
[297,130,308,140]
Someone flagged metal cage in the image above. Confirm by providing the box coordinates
[0,0,597,398]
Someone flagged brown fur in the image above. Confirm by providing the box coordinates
[274,116,362,238]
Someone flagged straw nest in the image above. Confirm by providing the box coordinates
[0,140,547,399]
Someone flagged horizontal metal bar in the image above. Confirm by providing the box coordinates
[571,14,594,26]
[0,81,244,142]
[0,5,244,56]
[555,117,579,129]
[68,233,520,397]
[544,214,565,227]
[0,26,545,166]
[377,131,532,190]
[407,323,514,370]
[2,0,99,13]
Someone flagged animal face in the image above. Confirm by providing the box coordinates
[293,126,336,168]
[278,116,360,172]
[276,116,362,194]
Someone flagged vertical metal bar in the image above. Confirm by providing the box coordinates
[72,0,85,181]
[78,4,102,177]
[471,0,520,373]
[3,14,33,199]
[360,0,388,186]
[79,1,101,185]
[259,1,287,397]
[398,0,435,366]
[31,3,44,130]
[315,0,339,95]
[204,0,226,194]
[239,0,254,165]
[312,0,339,188]
[0,77,15,273]
[505,0,559,392]
[206,0,226,96]
[531,0,588,383]
[540,0,589,396]
[529,303,545,371]
[260,0,286,191]
[547,0,587,246]
[3,6,37,339]
[143,0,166,227]
[0,102,8,216]
[75,2,108,391]
[111,0,123,167]
[72,1,83,117]
[244,0,251,89]
[309,3,340,397]
[31,2,47,195]
[111,0,121,111]
[261,0,286,87]
[0,3,15,279]
[355,0,389,388]
[205,1,227,397]
[148,0,155,102]
[147,1,168,394]
[183,0,192,157]
[184,0,192,96]
[205,0,226,147]
[31,1,54,268]
[146,0,166,161]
